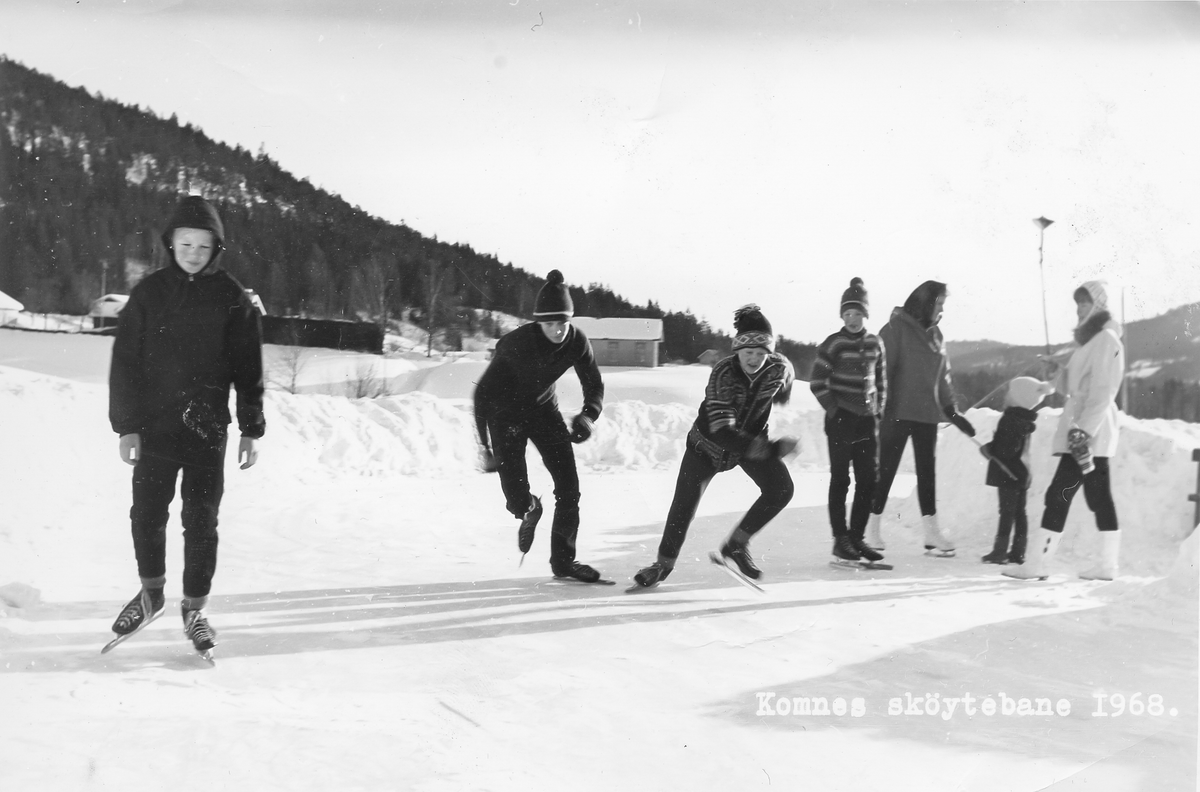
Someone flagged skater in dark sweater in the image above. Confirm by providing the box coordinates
[979,377,1054,565]
[108,195,265,656]
[810,278,888,568]
[632,305,799,588]
[474,270,607,582]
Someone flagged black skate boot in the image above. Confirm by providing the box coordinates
[849,536,884,563]
[633,561,673,588]
[981,549,1009,565]
[183,608,218,654]
[720,541,761,580]
[832,535,861,562]
[553,562,603,583]
[111,587,165,636]
[518,494,543,554]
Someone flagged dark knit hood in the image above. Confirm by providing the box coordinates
[160,196,226,273]
[902,280,947,330]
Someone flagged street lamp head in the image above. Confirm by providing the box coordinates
[1034,216,1054,230]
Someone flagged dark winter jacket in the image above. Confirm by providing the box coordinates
[982,406,1038,488]
[809,327,887,417]
[877,307,956,425]
[474,322,604,444]
[689,352,794,471]
[109,199,265,442]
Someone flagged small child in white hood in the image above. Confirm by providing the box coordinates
[980,377,1055,564]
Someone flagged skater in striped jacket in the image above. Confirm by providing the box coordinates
[810,278,888,568]
[630,305,799,589]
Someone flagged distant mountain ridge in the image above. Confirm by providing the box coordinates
[1,57,819,367]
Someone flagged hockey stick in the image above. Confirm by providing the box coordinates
[968,436,1019,482]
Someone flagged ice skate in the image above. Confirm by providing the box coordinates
[552,562,613,585]
[981,549,1009,565]
[632,561,672,589]
[517,494,543,555]
[830,535,862,570]
[110,588,165,636]
[183,608,218,657]
[922,514,955,557]
[101,588,166,654]
[719,540,761,580]
[849,535,884,563]
[864,513,885,551]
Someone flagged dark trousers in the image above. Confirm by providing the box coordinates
[825,410,877,539]
[1042,455,1118,533]
[991,486,1028,560]
[656,443,794,563]
[490,407,581,571]
[873,418,938,517]
[130,433,227,598]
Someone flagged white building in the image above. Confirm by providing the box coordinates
[570,317,664,367]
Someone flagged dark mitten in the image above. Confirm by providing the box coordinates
[570,413,595,444]
[944,407,976,437]
[479,447,499,473]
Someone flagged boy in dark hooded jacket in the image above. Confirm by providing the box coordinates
[107,195,265,657]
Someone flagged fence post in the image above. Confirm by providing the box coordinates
[1189,449,1200,530]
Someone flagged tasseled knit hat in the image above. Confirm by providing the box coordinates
[840,277,869,318]
[1006,376,1055,410]
[161,195,225,268]
[533,270,574,322]
[732,304,775,352]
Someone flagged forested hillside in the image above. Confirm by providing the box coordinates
[0,57,816,372]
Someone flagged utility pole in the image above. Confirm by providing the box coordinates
[1034,217,1054,360]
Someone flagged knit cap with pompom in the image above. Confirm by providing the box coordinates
[533,269,574,321]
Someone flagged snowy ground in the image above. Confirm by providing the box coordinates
[1,327,1196,791]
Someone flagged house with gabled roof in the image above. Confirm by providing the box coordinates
[571,317,664,367]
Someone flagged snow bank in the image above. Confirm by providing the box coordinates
[885,408,1200,577]
[4,352,1198,584]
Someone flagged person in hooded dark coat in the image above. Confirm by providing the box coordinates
[865,280,975,556]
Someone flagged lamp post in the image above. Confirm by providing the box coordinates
[1034,217,1054,358]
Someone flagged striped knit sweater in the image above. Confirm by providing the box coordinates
[809,327,887,416]
[690,352,794,469]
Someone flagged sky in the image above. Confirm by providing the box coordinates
[1,0,1198,345]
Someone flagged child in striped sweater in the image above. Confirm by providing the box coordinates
[810,278,889,567]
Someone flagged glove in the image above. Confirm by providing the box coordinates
[479,446,499,473]
[944,407,975,437]
[773,437,800,458]
[570,413,595,444]
[1067,427,1095,475]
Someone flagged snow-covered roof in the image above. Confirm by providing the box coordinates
[0,290,23,311]
[571,317,663,341]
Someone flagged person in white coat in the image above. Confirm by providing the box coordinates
[1005,280,1125,581]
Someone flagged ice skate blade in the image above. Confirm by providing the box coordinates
[709,552,764,592]
[100,610,164,654]
[830,559,894,571]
